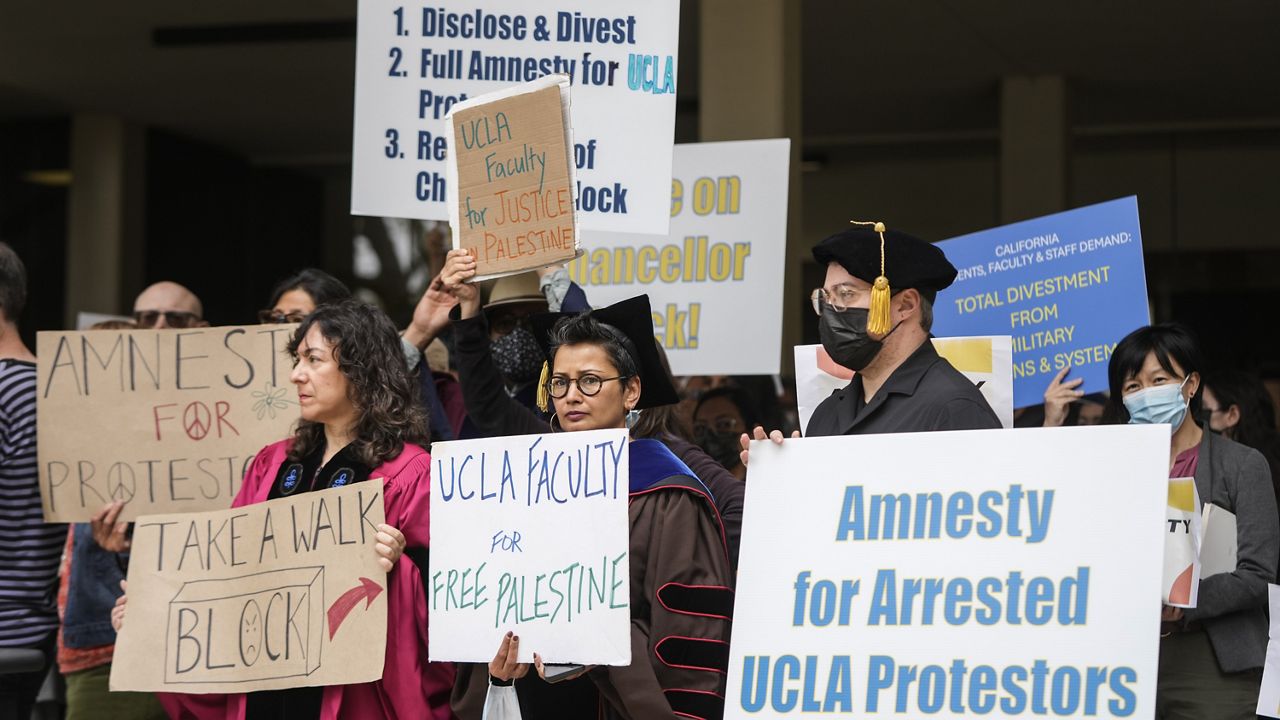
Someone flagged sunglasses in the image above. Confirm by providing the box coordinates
[133,310,203,328]
[258,309,308,324]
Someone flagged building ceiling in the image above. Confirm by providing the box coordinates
[2,0,1277,163]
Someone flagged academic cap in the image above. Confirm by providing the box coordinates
[812,221,958,334]
[530,294,680,412]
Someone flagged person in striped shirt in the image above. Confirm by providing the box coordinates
[0,242,65,716]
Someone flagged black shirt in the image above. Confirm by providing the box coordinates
[806,339,1001,436]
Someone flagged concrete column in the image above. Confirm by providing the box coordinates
[700,0,803,373]
[66,114,145,325]
[1000,75,1068,223]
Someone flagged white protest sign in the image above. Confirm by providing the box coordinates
[427,428,631,664]
[567,140,791,374]
[1162,477,1201,608]
[727,425,1168,718]
[794,337,1014,434]
[37,325,298,522]
[352,0,680,235]
[1257,585,1280,717]
[110,482,388,693]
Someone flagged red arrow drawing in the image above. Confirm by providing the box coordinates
[327,577,384,639]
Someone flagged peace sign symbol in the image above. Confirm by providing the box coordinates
[184,401,212,441]
[107,462,136,503]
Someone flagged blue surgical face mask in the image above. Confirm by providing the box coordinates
[1123,376,1191,429]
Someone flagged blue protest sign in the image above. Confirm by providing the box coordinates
[932,197,1150,408]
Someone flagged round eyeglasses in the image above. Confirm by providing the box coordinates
[546,374,630,399]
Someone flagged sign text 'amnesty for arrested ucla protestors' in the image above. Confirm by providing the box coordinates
[352,0,680,235]
[37,325,298,522]
[428,428,631,664]
[566,140,790,374]
[931,197,1150,407]
[725,426,1168,719]
[110,482,388,693]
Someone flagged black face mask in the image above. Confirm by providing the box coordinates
[490,325,544,385]
[818,305,897,371]
[695,427,743,471]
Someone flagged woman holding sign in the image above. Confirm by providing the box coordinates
[1106,324,1278,719]
[442,257,733,720]
[115,300,455,720]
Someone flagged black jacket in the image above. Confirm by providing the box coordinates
[806,339,1000,436]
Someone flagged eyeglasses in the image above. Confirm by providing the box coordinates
[809,285,863,315]
[258,309,307,324]
[546,374,629,399]
[134,310,202,328]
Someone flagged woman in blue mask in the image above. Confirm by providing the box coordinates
[1105,323,1278,719]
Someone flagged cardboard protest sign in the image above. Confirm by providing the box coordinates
[446,75,578,281]
[37,325,298,522]
[932,197,1150,407]
[793,337,1014,434]
[727,425,1168,718]
[1163,477,1202,608]
[428,428,631,664]
[110,482,388,693]
[1257,585,1280,718]
[352,0,681,235]
[567,140,791,374]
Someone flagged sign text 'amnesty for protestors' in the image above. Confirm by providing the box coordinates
[37,325,298,522]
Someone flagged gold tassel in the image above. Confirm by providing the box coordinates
[850,220,892,335]
[536,361,551,412]
[868,275,892,335]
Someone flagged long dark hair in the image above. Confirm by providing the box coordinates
[269,268,351,309]
[1203,370,1280,447]
[1104,323,1205,424]
[286,300,427,466]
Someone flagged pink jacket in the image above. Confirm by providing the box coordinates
[160,440,456,720]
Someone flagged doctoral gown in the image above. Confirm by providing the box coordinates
[452,439,734,720]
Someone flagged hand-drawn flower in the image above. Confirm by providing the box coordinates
[251,383,295,420]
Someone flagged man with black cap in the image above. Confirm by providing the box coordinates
[804,220,1000,435]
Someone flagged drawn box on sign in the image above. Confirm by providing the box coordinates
[165,567,325,684]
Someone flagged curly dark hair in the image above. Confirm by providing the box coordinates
[286,299,427,467]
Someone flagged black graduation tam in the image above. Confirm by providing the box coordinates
[812,221,958,308]
[530,294,680,411]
